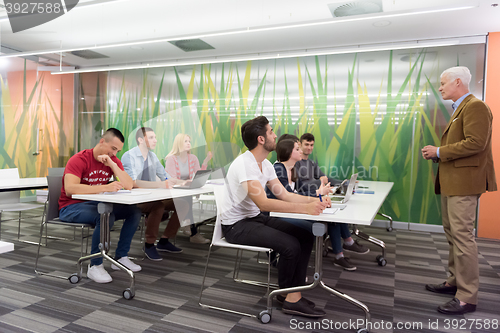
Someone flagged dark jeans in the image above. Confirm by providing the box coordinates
[280,218,351,254]
[60,201,142,266]
[222,213,314,289]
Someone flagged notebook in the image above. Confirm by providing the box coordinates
[330,173,358,204]
[173,169,212,189]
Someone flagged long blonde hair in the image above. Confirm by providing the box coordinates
[167,133,191,158]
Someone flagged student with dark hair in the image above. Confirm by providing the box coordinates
[267,136,369,271]
[59,128,142,283]
[295,133,342,195]
[220,116,329,318]
[121,127,190,261]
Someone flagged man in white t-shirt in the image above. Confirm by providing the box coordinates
[220,116,329,318]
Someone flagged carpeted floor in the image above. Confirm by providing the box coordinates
[0,207,499,333]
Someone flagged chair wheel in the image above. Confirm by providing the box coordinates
[123,288,135,300]
[258,310,271,324]
[68,273,80,284]
[357,329,369,333]
[376,255,387,266]
[386,227,393,232]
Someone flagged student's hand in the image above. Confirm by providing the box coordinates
[306,200,328,215]
[316,182,332,196]
[320,176,329,185]
[96,154,117,167]
[165,180,173,189]
[324,196,332,208]
[104,182,123,192]
[203,151,213,165]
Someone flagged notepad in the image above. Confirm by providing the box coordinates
[354,189,374,194]
[323,207,339,215]
[102,190,151,196]
[102,189,131,195]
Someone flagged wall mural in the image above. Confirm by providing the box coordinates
[79,44,485,225]
[0,59,74,181]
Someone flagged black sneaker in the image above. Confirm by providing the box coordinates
[156,240,183,253]
[282,298,326,318]
[276,294,315,307]
[144,245,162,261]
[333,256,357,271]
[343,240,370,254]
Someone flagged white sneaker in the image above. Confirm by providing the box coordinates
[180,225,191,236]
[111,256,142,272]
[190,233,210,244]
[87,264,112,283]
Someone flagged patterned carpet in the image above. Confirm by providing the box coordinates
[0,207,499,333]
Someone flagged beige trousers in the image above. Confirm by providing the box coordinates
[441,194,480,305]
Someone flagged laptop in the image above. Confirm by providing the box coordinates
[209,167,226,180]
[173,169,212,189]
[330,173,358,204]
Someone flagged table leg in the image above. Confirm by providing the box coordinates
[263,222,370,331]
[74,203,135,299]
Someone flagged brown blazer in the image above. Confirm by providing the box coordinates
[435,94,497,196]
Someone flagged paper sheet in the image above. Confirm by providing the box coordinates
[323,207,338,215]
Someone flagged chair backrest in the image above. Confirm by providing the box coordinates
[48,167,65,177]
[0,168,21,204]
[212,185,226,243]
[46,176,63,221]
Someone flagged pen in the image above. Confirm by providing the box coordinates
[319,194,322,202]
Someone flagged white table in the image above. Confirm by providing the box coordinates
[0,177,48,248]
[0,241,14,254]
[71,184,215,299]
[0,177,48,192]
[268,181,393,331]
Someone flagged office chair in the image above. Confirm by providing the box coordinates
[199,185,277,319]
[34,175,93,280]
[0,168,43,240]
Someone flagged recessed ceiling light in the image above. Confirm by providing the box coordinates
[373,20,391,27]
[130,46,143,50]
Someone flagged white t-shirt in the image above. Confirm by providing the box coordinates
[220,150,277,225]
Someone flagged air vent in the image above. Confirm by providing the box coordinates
[70,50,109,59]
[169,39,215,52]
[328,0,383,17]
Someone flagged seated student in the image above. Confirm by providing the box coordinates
[267,136,369,271]
[295,132,343,195]
[165,133,212,244]
[121,127,190,261]
[220,116,329,318]
[59,128,142,284]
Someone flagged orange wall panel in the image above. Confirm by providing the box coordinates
[479,32,500,239]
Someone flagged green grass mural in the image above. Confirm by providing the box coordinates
[79,46,484,225]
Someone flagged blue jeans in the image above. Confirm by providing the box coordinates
[280,218,351,254]
[60,201,142,266]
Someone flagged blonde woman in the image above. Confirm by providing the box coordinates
[165,134,212,243]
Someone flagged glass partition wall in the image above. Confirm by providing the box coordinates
[0,56,75,179]
[77,43,486,225]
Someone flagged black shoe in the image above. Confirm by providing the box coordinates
[276,294,315,307]
[425,282,457,295]
[343,240,370,254]
[282,298,326,318]
[437,298,476,315]
[333,256,357,271]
